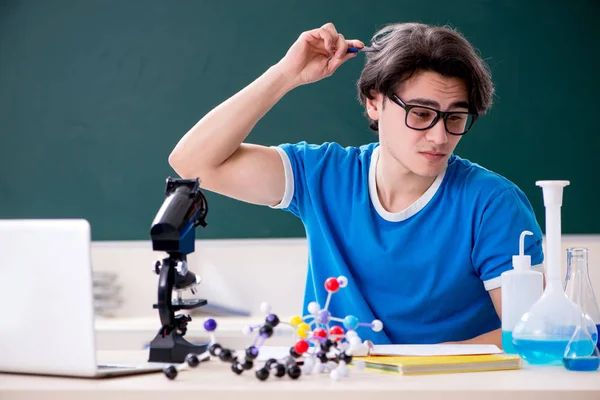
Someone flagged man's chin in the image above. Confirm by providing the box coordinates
[413,164,445,178]
[413,155,448,177]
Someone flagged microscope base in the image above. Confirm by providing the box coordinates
[148,330,208,364]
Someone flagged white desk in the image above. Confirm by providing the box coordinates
[1,350,599,400]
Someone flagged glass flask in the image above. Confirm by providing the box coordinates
[564,247,600,351]
[563,254,600,371]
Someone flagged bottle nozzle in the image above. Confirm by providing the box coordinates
[513,230,533,270]
[519,230,533,255]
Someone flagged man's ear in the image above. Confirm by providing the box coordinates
[366,90,382,121]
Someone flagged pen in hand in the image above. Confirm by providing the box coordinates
[347,46,377,53]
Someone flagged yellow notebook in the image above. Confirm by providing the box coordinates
[354,354,522,375]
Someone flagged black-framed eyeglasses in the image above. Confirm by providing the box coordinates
[389,95,478,136]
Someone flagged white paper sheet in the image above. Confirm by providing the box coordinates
[370,344,502,357]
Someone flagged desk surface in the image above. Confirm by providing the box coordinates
[1,351,599,400]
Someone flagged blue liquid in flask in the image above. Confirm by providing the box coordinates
[513,338,570,365]
[562,338,600,371]
[502,331,517,354]
[563,357,600,371]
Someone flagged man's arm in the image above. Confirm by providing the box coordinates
[168,23,362,206]
[169,66,292,206]
[445,288,503,348]
[452,329,502,347]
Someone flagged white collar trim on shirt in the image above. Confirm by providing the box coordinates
[368,146,447,222]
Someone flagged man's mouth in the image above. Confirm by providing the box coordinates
[420,151,446,161]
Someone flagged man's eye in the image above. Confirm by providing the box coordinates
[412,110,432,119]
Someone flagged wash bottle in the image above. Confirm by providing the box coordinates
[501,230,544,354]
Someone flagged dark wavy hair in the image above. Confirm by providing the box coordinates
[357,23,494,131]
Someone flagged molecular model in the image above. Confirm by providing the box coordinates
[163,275,383,382]
[163,309,303,380]
[219,306,305,380]
[285,275,383,380]
[162,318,216,379]
[223,275,383,381]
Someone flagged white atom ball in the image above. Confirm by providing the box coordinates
[330,369,341,381]
[303,357,315,370]
[345,330,358,339]
[307,302,320,314]
[260,302,271,314]
[338,364,350,377]
[372,319,383,332]
[241,326,253,336]
[354,360,366,371]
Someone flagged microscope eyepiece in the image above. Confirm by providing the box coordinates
[150,177,207,254]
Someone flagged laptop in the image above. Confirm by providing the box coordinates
[0,219,168,378]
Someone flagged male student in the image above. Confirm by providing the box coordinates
[168,22,544,347]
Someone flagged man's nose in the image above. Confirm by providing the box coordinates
[425,118,449,145]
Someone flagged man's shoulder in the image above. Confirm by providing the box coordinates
[279,141,377,164]
[447,154,523,198]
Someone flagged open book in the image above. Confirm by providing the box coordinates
[363,344,503,357]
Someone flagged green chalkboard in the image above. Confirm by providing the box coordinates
[1,0,598,240]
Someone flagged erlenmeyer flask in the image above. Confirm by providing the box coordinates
[563,257,600,371]
[563,322,600,371]
[565,248,600,350]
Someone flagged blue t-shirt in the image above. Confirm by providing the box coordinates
[272,141,544,345]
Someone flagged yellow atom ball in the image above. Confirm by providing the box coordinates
[296,323,311,338]
[289,316,302,326]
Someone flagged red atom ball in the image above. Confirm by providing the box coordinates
[294,340,309,354]
[313,328,328,339]
[329,326,345,341]
[324,277,340,293]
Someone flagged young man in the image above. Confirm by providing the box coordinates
[168,22,544,347]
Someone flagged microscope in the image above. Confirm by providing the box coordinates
[148,177,209,363]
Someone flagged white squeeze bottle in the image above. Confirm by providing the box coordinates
[501,230,544,354]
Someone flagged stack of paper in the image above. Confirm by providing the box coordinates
[354,344,521,375]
